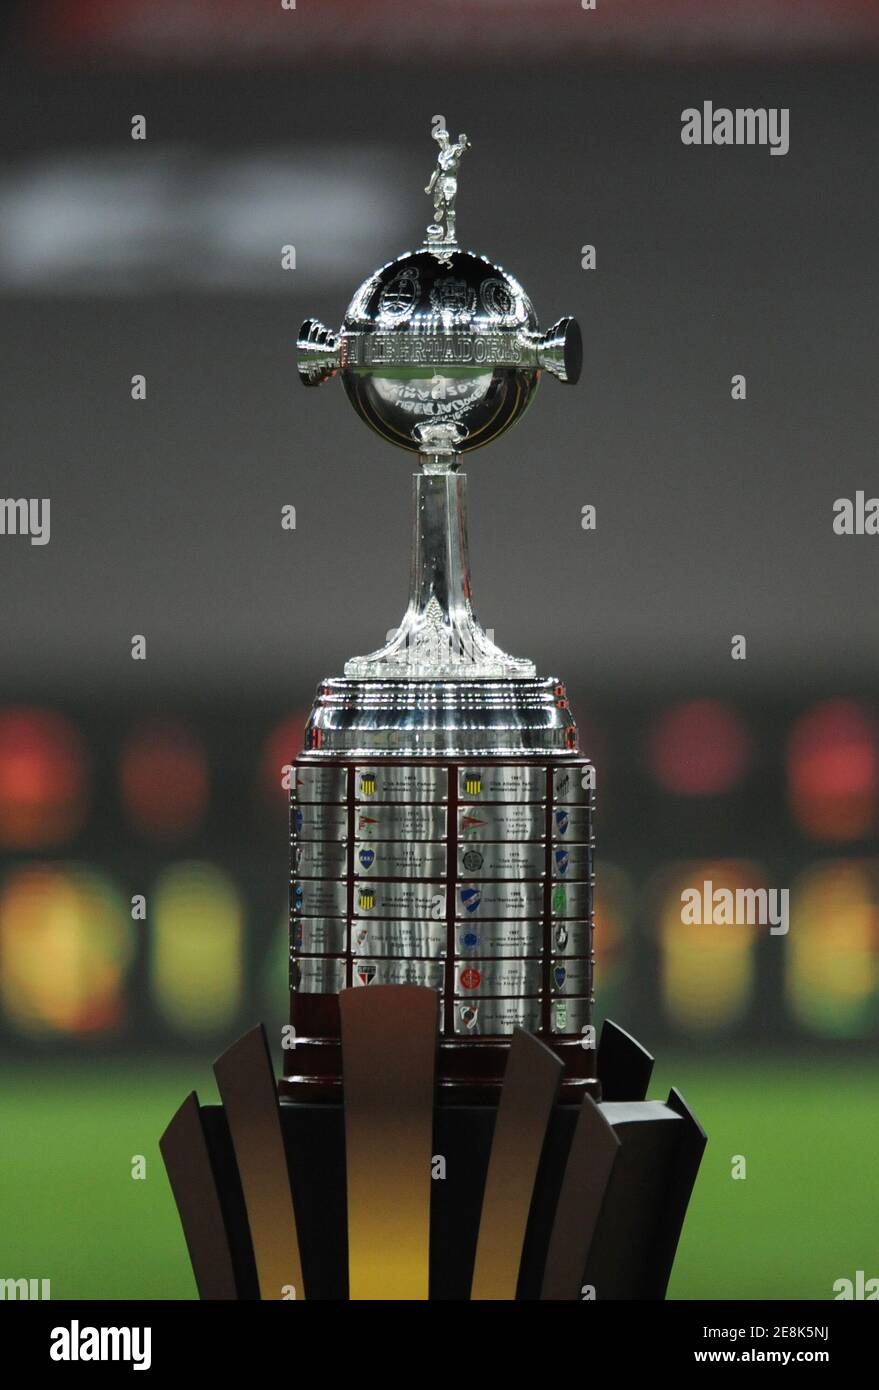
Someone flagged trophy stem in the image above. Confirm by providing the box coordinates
[344,465,535,680]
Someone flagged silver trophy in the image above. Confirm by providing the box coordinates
[289,125,594,1099]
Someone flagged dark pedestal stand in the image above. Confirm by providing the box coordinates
[161,997,706,1301]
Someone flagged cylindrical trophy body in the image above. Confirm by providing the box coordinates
[282,747,597,1102]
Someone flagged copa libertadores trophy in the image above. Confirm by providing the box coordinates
[287,124,594,1101]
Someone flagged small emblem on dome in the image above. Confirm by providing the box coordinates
[377,267,420,321]
[429,276,476,318]
[480,277,515,317]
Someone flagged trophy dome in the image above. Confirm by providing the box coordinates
[298,248,581,458]
[337,247,540,456]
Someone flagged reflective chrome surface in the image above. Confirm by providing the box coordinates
[353,840,447,878]
[351,920,446,958]
[550,958,593,994]
[345,469,534,680]
[292,802,347,840]
[353,958,443,989]
[453,998,541,1035]
[550,805,591,841]
[456,843,545,878]
[353,763,447,801]
[457,764,547,800]
[355,805,446,840]
[292,841,347,879]
[551,844,593,879]
[288,123,595,1064]
[453,959,542,997]
[297,121,581,696]
[291,765,347,801]
[455,881,543,919]
[455,922,542,957]
[353,882,445,920]
[305,678,577,757]
[550,921,591,956]
[291,957,346,992]
[550,882,592,919]
[458,804,545,840]
[549,996,594,1035]
[291,918,347,954]
[292,879,346,917]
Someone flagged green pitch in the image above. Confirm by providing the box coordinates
[0,1054,874,1300]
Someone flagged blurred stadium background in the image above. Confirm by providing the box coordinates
[1,0,878,1299]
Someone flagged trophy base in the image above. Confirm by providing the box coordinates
[289,741,596,1100]
[303,676,578,758]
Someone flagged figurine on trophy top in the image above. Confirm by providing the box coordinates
[424,125,471,249]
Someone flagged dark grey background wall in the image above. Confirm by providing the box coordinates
[1,44,877,702]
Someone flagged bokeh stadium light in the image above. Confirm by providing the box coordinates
[592,861,633,1024]
[119,717,209,842]
[788,861,879,1037]
[648,700,752,797]
[786,699,878,842]
[260,712,309,809]
[658,860,761,1031]
[150,862,242,1036]
[0,708,88,848]
[0,864,134,1035]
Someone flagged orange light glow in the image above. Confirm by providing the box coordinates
[0,708,88,848]
[649,700,751,796]
[120,718,208,840]
[0,865,134,1035]
[787,700,877,841]
[788,861,879,1036]
[260,713,309,806]
[658,860,761,1031]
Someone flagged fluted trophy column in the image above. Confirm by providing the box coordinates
[284,122,594,1101]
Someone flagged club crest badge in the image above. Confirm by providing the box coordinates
[554,1000,568,1031]
[359,771,377,797]
[358,888,376,912]
[480,276,515,317]
[461,930,480,948]
[459,1003,479,1031]
[429,276,476,317]
[356,964,377,986]
[358,848,376,870]
[554,848,570,876]
[553,965,567,992]
[463,772,482,796]
[554,924,569,951]
[459,967,481,991]
[554,809,569,836]
[378,267,420,321]
[462,849,484,872]
[293,808,304,834]
[460,885,482,914]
